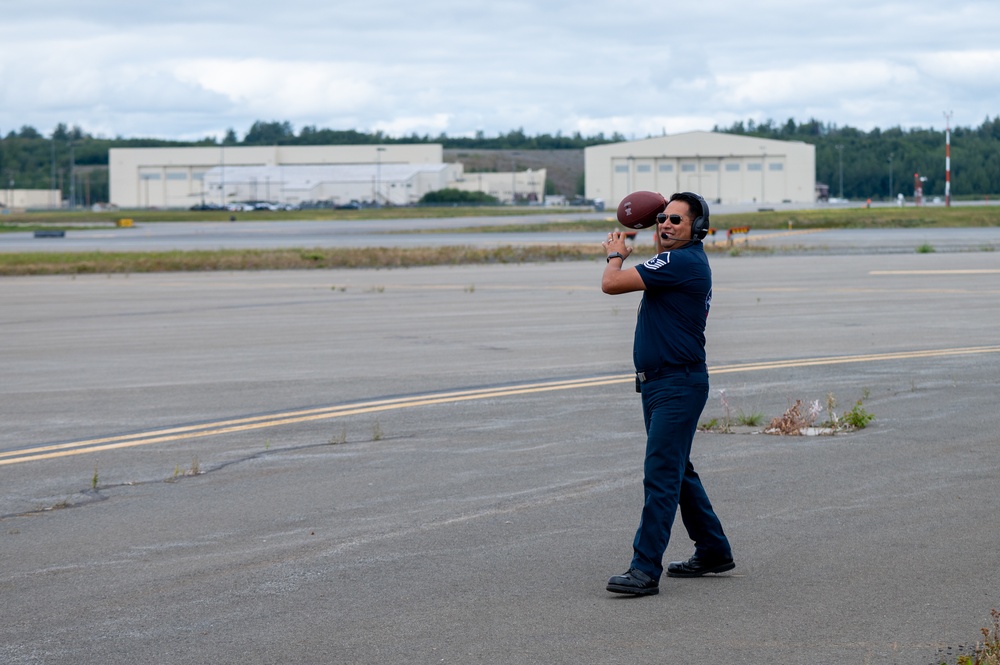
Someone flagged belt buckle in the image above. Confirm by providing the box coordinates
[637,371,647,382]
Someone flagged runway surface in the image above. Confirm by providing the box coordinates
[3,207,1000,254]
[2,243,999,663]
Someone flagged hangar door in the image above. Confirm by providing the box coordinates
[611,158,656,200]
[679,160,720,202]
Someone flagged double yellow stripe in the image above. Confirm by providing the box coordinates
[0,376,622,466]
[4,345,999,466]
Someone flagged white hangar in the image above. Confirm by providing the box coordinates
[108,144,545,209]
[585,131,816,208]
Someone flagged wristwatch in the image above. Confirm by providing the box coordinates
[606,252,626,263]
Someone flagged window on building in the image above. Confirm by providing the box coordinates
[166,172,187,181]
[681,163,696,172]
[658,164,674,172]
[636,164,651,173]
[769,162,784,171]
[725,163,740,172]
[614,165,628,173]
[703,163,719,172]
[747,163,763,172]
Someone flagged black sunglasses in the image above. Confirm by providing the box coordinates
[656,213,684,225]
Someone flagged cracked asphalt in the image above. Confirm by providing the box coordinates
[2,240,999,664]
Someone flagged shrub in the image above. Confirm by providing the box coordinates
[419,188,500,205]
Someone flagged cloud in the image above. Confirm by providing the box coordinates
[372,114,452,137]
[713,61,921,109]
[913,49,1000,85]
[2,0,1000,139]
[171,59,380,116]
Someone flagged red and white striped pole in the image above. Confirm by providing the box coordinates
[944,111,952,207]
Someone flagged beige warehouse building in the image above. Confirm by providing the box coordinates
[1,188,62,210]
[109,144,544,208]
[585,131,816,208]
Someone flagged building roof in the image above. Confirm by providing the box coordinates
[202,163,454,186]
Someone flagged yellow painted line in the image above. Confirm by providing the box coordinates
[5,345,1000,466]
[870,269,1000,276]
[709,346,1000,374]
[0,377,623,466]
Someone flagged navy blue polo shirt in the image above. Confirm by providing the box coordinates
[632,242,713,372]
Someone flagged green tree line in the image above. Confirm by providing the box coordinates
[713,117,1000,200]
[3,118,999,205]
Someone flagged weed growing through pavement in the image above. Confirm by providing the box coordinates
[840,400,875,429]
[372,422,384,441]
[767,392,875,435]
[329,425,347,445]
[699,390,760,431]
[718,389,733,432]
[172,457,202,479]
[917,243,936,253]
[91,465,99,490]
[701,390,874,436]
[736,409,765,426]
[766,399,811,434]
[956,608,1000,665]
[823,393,840,429]
[699,417,719,430]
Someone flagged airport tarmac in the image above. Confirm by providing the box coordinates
[2,246,999,663]
[3,207,1000,255]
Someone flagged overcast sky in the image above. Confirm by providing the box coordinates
[2,0,998,142]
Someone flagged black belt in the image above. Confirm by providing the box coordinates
[636,362,707,383]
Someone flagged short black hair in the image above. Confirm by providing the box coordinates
[668,192,702,219]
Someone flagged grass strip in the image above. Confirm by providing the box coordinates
[0,245,607,276]
[419,206,1000,234]
[0,205,576,227]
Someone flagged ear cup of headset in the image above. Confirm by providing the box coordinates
[679,192,710,240]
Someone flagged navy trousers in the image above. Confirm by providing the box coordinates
[630,369,731,580]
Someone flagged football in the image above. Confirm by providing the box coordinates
[617,191,666,229]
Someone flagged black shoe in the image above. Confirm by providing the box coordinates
[606,568,659,595]
[666,552,735,578]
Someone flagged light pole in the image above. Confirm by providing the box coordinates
[914,174,927,206]
[760,146,767,203]
[888,153,894,201]
[943,111,953,207]
[835,144,844,199]
[375,147,386,207]
[50,139,56,208]
[69,142,76,209]
[220,144,225,208]
[510,152,519,205]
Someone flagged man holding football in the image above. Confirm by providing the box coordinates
[600,191,734,596]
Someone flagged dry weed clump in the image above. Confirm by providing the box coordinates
[765,399,814,435]
[957,608,1000,665]
[763,393,873,436]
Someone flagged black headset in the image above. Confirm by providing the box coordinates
[657,192,711,241]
